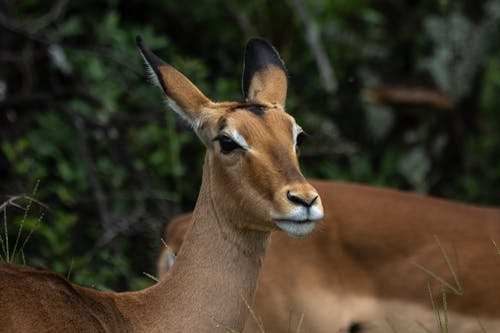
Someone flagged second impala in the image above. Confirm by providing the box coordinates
[159,181,500,332]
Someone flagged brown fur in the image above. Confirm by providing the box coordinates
[158,65,211,114]
[246,66,288,106]
[0,38,324,332]
[159,180,500,332]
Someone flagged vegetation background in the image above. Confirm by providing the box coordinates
[1,0,499,291]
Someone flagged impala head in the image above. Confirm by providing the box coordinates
[137,36,323,237]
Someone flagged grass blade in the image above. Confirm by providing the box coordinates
[295,313,304,333]
[427,284,443,333]
[412,235,463,296]
[241,295,265,333]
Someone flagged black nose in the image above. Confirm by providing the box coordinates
[287,191,318,208]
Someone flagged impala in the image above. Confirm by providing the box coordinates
[159,181,500,332]
[0,36,324,332]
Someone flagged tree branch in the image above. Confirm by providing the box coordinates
[362,85,455,111]
[223,0,255,36]
[84,195,147,261]
[70,113,113,232]
[0,89,102,110]
[0,0,67,34]
[0,12,141,75]
[0,195,48,213]
[287,0,338,93]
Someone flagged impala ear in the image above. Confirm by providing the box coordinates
[136,35,211,126]
[242,38,288,107]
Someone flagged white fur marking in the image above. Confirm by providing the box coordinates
[275,220,317,238]
[139,52,162,89]
[192,118,202,131]
[271,205,323,223]
[293,123,300,146]
[165,98,194,126]
[166,250,176,270]
[231,129,251,151]
[272,204,323,237]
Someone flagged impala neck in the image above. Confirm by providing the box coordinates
[137,155,271,332]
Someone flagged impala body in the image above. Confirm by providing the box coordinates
[159,180,500,332]
[0,37,324,332]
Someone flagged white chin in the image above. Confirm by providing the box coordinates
[275,220,317,238]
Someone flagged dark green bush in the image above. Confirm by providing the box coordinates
[1,0,499,290]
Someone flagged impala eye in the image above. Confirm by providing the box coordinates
[214,135,242,154]
[295,132,309,153]
[296,132,308,146]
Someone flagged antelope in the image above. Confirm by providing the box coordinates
[158,181,500,332]
[0,36,324,332]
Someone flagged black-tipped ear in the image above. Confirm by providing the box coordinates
[242,38,288,106]
[136,35,211,126]
[136,35,169,93]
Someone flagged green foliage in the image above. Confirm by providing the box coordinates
[1,0,499,291]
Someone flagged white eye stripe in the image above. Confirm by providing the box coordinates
[230,129,251,151]
[227,124,300,152]
[292,124,302,146]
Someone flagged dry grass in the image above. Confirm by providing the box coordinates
[411,235,463,296]
[0,181,46,264]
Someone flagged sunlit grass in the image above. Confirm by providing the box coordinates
[0,181,46,264]
[428,284,448,333]
[412,235,463,296]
